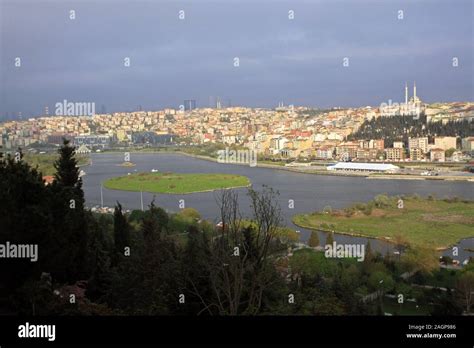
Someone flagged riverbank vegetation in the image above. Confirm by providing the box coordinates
[104,172,250,194]
[293,195,474,249]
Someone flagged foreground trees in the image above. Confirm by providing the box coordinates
[456,271,474,313]
[194,187,284,315]
[0,141,92,313]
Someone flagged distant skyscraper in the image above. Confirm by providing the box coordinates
[100,104,107,114]
[184,100,196,111]
[138,105,142,111]
[44,106,49,116]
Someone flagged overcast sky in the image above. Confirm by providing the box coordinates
[1,0,472,118]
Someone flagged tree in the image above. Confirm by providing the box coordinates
[48,139,88,281]
[113,202,130,263]
[182,225,212,314]
[326,231,334,246]
[178,207,201,221]
[431,288,463,316]
[365,241,374,262]
[85,214,112,302]
[197,187,283,315]
[393,233,408,260]
[0,151,52,313]
[348,113,473,147]
[136,201,179,314]
[368,271,395,313]
[308,231,319,248]
[445,148,456,158]
[54,138,81,189]
[402,247,438,275]
[456,271,474,313]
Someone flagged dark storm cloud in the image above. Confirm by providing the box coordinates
[0,0,472,117]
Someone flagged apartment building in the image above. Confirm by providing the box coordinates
[434,136,457,150]
[409,137,429,153]
[385,147,405,161]
[430,148,445,162]
[409,148,424,161]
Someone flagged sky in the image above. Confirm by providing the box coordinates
[0,0,473,118]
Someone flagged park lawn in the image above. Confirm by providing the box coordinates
[103,172,250,194]
[293,198,474,250]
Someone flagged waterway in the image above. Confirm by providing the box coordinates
[82,153,474,261]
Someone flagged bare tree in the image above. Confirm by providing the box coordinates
[456,272,474,313]
[194,186,283,315]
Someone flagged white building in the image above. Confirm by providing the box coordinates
[327,162,399,173]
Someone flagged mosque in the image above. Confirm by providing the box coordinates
[399,82,423,116]
[380,82,424,117]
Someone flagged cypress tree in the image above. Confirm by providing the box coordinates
[308,231,320,248]
[326,231,335,246]
[113,202,130,262]
[49,138,88,281]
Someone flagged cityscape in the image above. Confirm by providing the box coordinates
[1,0,473,345]
[2,88,473,157]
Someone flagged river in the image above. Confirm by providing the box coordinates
[82,153,474,261]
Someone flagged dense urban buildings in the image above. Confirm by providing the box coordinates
[1,99,473,164]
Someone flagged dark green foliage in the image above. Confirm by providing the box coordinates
[180,225,212,314]
[54,138,81,189]
[0,152,51,311]
[348,114,473,147]
[308,231,319,247]
[113,202,130,263]
[325,231,334,246]
[48,139,88,281]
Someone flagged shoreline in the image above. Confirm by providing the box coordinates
[103,183,252,195]
[91,150,474,182]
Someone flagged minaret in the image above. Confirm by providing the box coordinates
[405,82,408,105]
[413,81,417,101]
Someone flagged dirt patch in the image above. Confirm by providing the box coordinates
[422,214,474,224]
[370,209,387,217]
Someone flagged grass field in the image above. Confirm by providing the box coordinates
[103,172,251,194]
[293,196,474,249]
[23,153,90,176]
